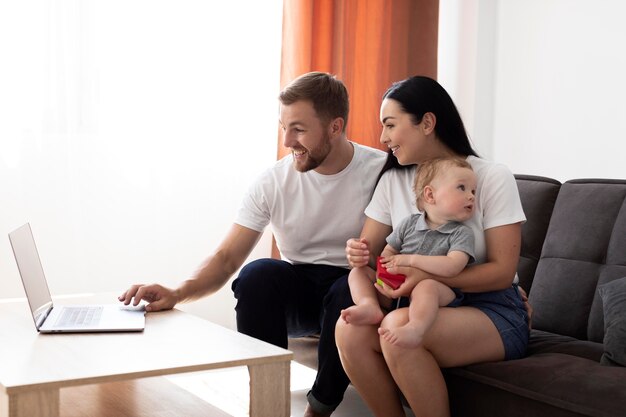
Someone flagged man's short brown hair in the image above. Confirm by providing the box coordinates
[279,72,349,131]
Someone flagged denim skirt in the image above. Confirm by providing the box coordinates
[447,284,530,360]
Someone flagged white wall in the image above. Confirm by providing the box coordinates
[439,0,626,182]
[438,0,497,158]
[0,1,282,329]
[9,0,623,332]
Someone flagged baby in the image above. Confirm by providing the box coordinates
[341,157,477,348]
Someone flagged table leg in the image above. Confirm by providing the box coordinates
[1,388,59,417]
[248,361,290,417]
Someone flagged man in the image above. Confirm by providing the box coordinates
[119,72,387,416]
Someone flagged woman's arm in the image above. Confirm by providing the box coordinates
[444,223,521,291]
[382,223,521,297]
[380,244,399,258]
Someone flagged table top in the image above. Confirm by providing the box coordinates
[0,294,292,394]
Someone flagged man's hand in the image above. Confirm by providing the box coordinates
[118,284,179,312]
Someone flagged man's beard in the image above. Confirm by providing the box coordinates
[293,133,332,172]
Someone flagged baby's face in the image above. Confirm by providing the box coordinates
[429,166,477,222]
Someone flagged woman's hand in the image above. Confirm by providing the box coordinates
[346,238,371,268]
[375,265,430,298]
[518,286,533,329]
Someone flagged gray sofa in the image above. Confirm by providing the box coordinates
[289,175,626,417]
[444,175,626,417]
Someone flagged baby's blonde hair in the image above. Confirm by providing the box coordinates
[414,157,473,211]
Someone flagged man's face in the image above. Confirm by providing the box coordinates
[279,100,332,172]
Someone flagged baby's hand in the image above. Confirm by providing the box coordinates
[376,256,406,290]
[380,255,394,268]
[381,254,410,269]
[346,238,370,268]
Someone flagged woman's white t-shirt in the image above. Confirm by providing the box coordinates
[365,155,526,265]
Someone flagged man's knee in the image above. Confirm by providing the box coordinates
[231,258,286,301]
[323,275,352,313]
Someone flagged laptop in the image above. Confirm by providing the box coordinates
[8,223,145,333]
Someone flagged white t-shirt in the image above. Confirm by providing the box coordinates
[365,155,526,265]
[235,142,387,268]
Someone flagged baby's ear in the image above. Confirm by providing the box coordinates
[423,185,436,203]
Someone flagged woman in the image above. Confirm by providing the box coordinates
[336,76,529,417]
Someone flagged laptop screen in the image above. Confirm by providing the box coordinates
[8,223,54,328]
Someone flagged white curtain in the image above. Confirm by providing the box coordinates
[0,0,282,329]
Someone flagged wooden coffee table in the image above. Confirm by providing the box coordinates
[0,295,292,417]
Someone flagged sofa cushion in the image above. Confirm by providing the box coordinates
[514,175,561,293]
[529,179,626,341]
[526,329,602,362]
[598,277,626,366]
[445,352,626,417]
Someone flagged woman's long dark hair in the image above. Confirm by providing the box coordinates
[375,76,479,186]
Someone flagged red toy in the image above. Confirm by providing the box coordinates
[376,256,406,289]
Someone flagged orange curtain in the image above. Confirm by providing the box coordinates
[278,0,439,158]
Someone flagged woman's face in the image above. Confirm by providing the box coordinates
[379,98,447,165]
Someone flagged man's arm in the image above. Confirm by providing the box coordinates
[177,224,262,302]
[119,224,262,311]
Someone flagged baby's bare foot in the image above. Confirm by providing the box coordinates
[378,324,425,348]
[341,304,384,325]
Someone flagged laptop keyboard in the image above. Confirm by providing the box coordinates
[55,306,103,327]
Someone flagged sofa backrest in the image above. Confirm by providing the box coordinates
[515,175,562,293]
[527,179,626,342]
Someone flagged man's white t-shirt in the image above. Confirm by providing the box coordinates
[235,142,387,268]
[365,155,526,265]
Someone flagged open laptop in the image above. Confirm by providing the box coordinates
[8,223,145,333]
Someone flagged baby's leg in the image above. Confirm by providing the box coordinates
[341,267,386,325]
[379,279,455,348]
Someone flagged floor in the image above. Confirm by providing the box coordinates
[60,336,414,417]
[61,361,415,417]
[165,361,415,417]
[163,362,373,417]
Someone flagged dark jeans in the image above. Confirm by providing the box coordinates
[231,259,353,410]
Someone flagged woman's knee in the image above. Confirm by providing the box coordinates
[379,309,411,360]
[335,318,354,352]
[335,319,377,355]
[380,307,409,329]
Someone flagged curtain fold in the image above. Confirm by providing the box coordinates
[273,0,439,258]
[279,0,439,157]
